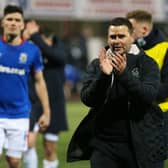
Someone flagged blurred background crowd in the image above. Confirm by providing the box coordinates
[1,0,168,99]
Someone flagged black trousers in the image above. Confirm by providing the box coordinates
[90,143,164,168]
[90,143,138,168]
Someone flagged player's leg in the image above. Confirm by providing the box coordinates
[5,119,29,168]
[0,120,5,159]
[43,133,59,168]
[23,127,39,168]
[23,104,41,168]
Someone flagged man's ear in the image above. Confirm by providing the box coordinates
[142,25,149,36]
[21,22,25,31]
[130,35,134,44]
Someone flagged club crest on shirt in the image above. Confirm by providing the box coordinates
[19,53,27,64]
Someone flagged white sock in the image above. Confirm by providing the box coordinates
[43,159,59,168]
[23,147,38,168]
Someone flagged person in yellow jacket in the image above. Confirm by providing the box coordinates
[126,9,168,168]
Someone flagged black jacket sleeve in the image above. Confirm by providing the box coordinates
[30,32,67,66]
[118,54,160,104]
[80,59,112,107]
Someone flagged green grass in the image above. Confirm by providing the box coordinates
[57,100,90,168]
[32,100,90,168]
[0,100,90,168]
[1,100,168,168]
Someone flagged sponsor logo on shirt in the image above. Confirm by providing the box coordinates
[0,65,25,75]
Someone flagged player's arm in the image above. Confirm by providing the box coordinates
[34,70,50,131]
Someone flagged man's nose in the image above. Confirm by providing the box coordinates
[10,19,17,24]
[113,37,121,43]
[115,36,121,40]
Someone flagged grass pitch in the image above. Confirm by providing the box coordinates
[0,100,168,168]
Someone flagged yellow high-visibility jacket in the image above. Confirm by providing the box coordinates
[145,41,168,112]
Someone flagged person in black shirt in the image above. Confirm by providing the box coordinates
[23,20,68,168]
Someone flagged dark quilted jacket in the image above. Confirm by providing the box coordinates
[67,46,167,168]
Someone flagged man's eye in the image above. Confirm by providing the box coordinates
[118,35,125,38]
[6,18,21,22]
[15,19,21,22]
[110,35,125,39]
[110,35,116,39]
[7,18,13,21]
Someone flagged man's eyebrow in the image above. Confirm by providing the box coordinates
[110,34,126,39]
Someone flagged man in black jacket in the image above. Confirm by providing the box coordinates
[67,17,166,168]
[23,20,68,168]
[126,10,168,168]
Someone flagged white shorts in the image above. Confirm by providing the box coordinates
[0,118,29,158]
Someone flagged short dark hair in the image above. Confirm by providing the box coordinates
[110,17,133,34]
[3,5,23,17]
